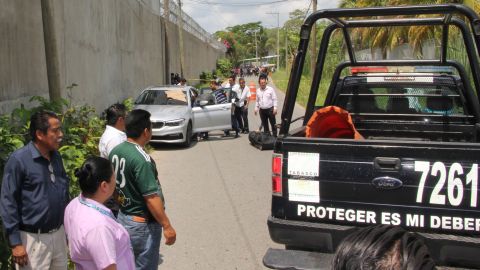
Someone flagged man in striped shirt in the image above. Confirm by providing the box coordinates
[211,80,236,137]
[211,80,228,104]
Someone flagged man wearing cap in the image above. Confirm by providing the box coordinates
[0,110,69,269]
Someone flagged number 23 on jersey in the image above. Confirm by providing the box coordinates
[112,155,126,188]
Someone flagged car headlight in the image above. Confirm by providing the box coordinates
[164,118,185,126]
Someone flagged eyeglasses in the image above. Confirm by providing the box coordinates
[48,126,63,134]
[48,164,56,183]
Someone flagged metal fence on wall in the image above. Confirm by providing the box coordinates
[136,0,226,52]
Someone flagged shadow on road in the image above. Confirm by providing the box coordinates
[148,132,242,151]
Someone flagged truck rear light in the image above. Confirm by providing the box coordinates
[272,154,283,196]
[272,176,282,195]
[351,66,388,74]
[272,154,282,175]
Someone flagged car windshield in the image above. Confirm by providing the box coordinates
[135,89,187,105]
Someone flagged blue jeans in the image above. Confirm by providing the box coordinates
[118,212,162,270]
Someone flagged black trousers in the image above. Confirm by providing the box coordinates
[259,107,277,137]
[242,107,249,132]
[234,106,244,132]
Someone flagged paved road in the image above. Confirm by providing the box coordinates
[151,78,304,269]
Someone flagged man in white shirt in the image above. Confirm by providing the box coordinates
[99,103,127,158]
[223,75,235,88]
[232,77,251,133]
[221,75,238,137]
[254,75,278,137]
[99,103,127,215]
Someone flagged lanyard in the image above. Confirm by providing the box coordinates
[79,195,116,220]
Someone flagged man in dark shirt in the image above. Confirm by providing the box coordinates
[0,110,70,269]
[211,80,239,137]
[211,80,228,104]
[198,80,229,140]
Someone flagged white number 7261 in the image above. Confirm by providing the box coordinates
[415,161,478,207]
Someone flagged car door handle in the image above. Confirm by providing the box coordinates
[374,157,400,171]
[222,107,229,110]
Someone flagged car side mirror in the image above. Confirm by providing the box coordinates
[198,100,209,107]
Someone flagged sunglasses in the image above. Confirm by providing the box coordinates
[48,164,56,183]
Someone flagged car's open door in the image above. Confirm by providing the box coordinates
[192,93,232,132]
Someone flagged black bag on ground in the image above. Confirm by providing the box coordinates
[248,131,276,150]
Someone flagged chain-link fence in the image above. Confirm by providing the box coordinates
[136,0,226,52]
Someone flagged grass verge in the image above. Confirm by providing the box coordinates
[271,68,331,108]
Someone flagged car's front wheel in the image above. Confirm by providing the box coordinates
[182,122,192,147]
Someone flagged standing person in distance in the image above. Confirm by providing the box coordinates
[199,80,227,140]
[211,80,234,137]
[0,110,69,269]
[177,78,187,86]
[109,109,176,270]
[224,75,241,137]
[223,75,235,88]
[232,77,251,134]
[64,157,135,270]
[254,75,278,137]
[230,77,243,136]
[212,80,228,104]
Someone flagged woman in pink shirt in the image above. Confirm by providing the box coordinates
[64,157,135,270]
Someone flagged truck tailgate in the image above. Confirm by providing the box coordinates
[275,137,480,236]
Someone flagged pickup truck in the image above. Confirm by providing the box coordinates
[264,5,480,269]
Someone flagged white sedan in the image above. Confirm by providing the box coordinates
[133,85,232,146]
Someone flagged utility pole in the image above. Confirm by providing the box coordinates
[267,12,280,70]
[162,0,170,84]
[41,0,61,102]
[164,0,170,21]
[177,0,185,77]
[276,13,280,71]
[254,30,258,62]
[310,0,317,77]
[285,29,288,70]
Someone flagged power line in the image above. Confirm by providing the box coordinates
[304,0,312,20]
[185,0,292,7]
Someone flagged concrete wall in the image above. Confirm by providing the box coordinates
[0,0,224,114]
[0,0,49,110]
[164,20,221,83]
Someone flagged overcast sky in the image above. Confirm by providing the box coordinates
[182,0,341,34]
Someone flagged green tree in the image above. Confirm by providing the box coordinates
[338,0,463,56]
[0,91,133,268]
[214,22,268,65]
[216,58,233,77]
[283,9,307,67]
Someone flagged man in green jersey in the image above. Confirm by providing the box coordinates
[109,109,176,269]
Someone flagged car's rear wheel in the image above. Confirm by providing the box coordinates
[182,122,192,147]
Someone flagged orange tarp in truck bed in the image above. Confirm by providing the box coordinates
[306,106,363,140]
